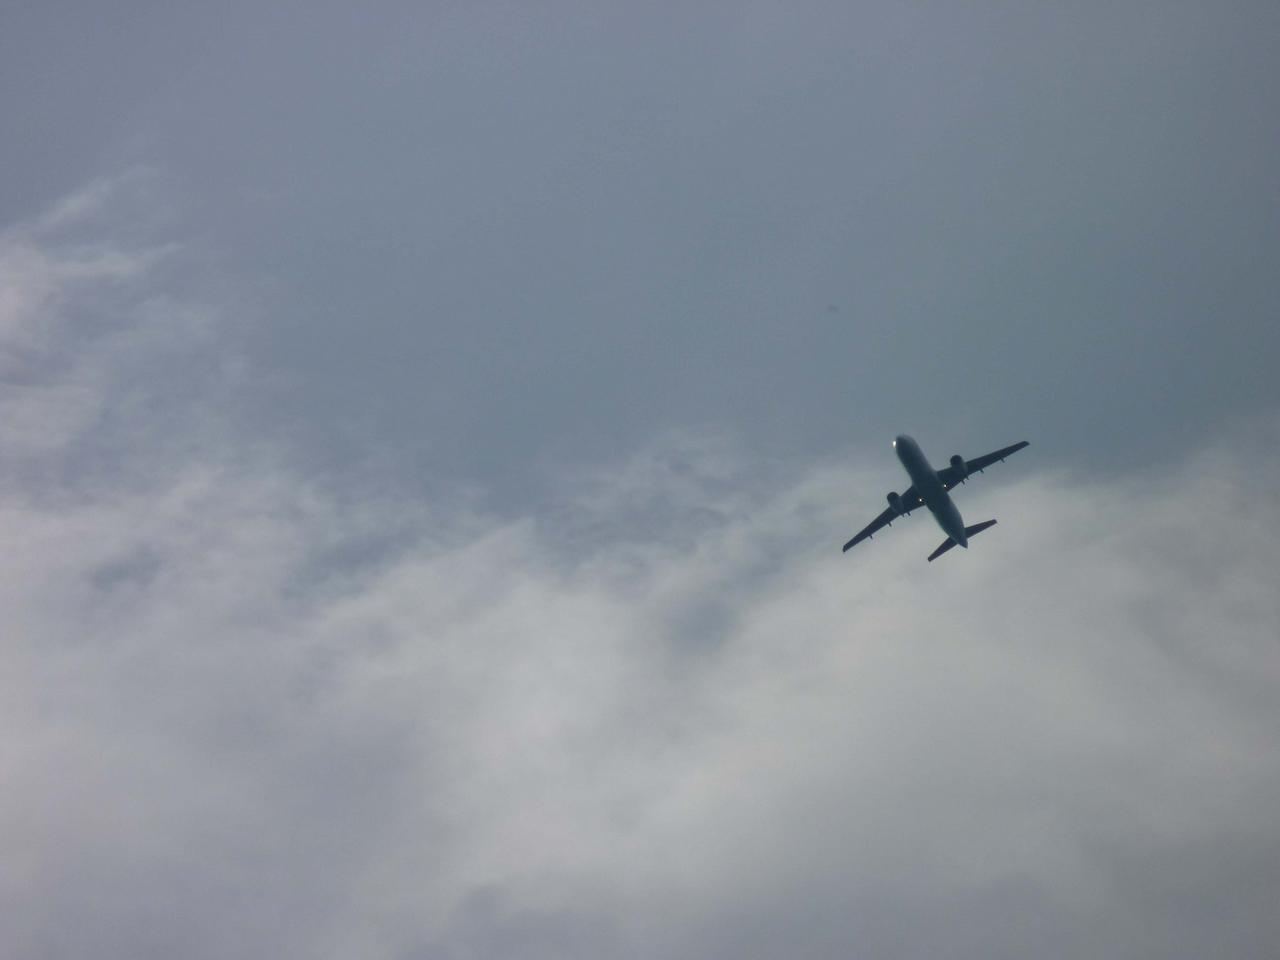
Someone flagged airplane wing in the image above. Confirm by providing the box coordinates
[841,485,922,552]
[936,440,1030,490]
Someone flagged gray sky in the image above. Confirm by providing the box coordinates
[2,3,1279,958]
[5,0,1279,498]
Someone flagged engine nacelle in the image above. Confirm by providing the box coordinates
[949,454,968,479]
[887,491,905,515]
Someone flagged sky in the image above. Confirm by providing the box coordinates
[2,2,1279,958]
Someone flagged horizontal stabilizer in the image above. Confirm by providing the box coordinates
[927,538,957,562]
[928,520,998,562]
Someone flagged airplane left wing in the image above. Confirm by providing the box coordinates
[936,440,1029,490]
[841,486,921,552]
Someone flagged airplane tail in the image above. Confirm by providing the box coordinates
[927,519,998,562]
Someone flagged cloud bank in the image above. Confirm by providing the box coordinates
[2,185,1278,959]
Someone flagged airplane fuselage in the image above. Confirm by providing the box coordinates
[894,434,968,547]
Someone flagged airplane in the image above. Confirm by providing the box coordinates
[842,435,1029,561]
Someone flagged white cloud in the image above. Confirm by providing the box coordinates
[0,174,232,488]
[1,186,1277,960]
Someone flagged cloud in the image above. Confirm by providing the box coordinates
[2,185,1278,960]
[0,172,241,494]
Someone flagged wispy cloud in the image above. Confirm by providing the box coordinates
[0,174,240,494]
[2,185,1277,960]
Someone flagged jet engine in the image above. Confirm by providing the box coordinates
[949,454,968,479]
[887,491,905,515]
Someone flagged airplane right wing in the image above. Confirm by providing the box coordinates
[935,441,1030,489]
[965,440,1030,474]
[841,485,922,552]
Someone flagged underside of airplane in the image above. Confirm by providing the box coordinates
[842,436,1030,561]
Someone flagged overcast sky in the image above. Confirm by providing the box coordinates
[2,3,1279,958]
